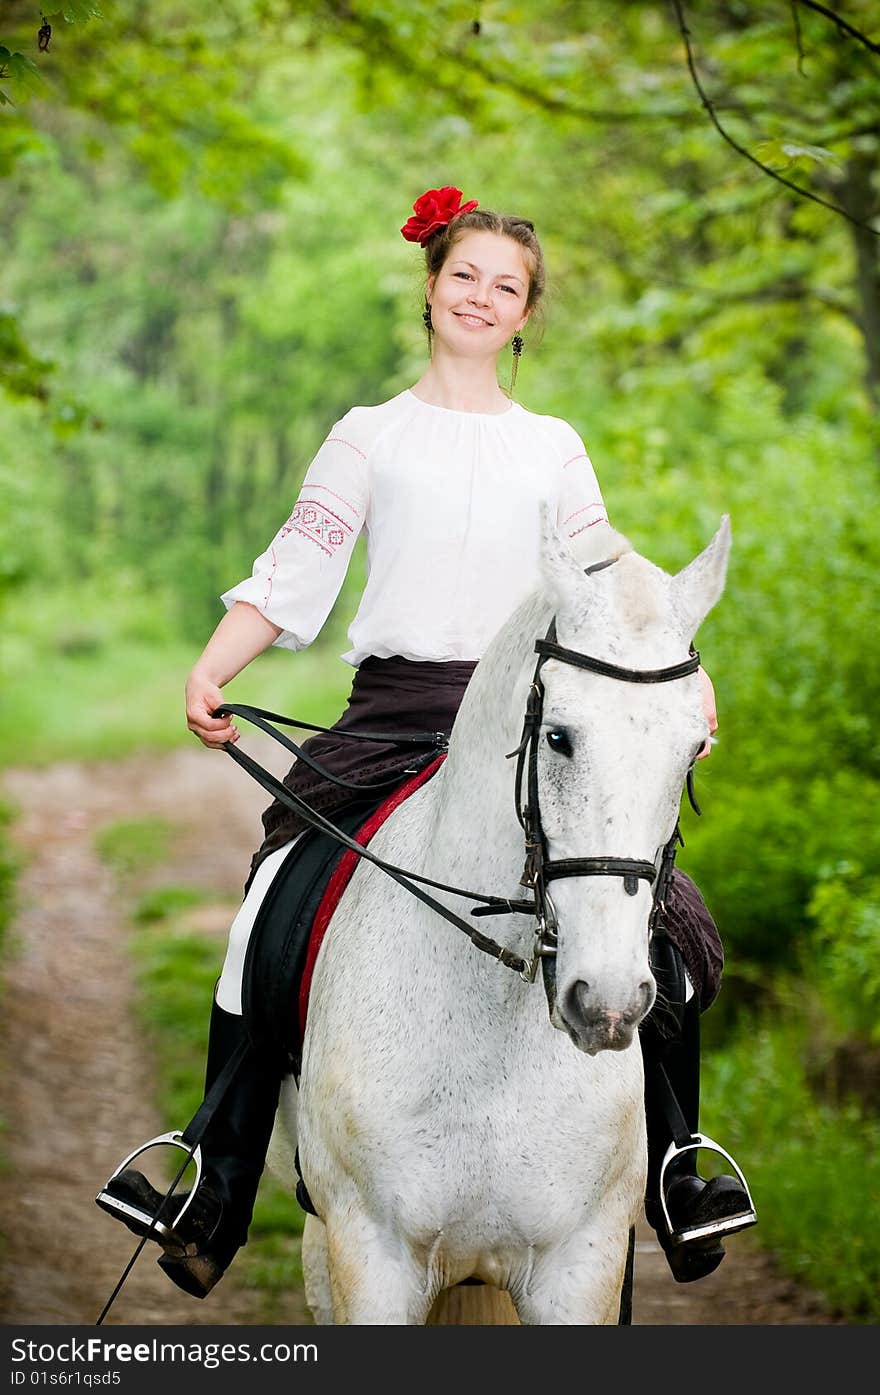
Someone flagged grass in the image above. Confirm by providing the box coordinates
[133,884,212,924]
[0,801,20,961]
[702,1015,880,1322]
[95,817,177,878]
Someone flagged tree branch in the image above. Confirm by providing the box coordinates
[794,0,880,57]
[790,0,807,75]
[313,0,706,127]
[670,0,879,238]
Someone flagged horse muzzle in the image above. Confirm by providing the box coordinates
[554,978,654,1055]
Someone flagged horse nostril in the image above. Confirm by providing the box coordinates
[564,979,591,1026]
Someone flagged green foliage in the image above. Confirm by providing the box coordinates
[703,1016,880,1322]
[0,309,53,401]
[0,44,43,107]
[683,770,880,967]
[807,870,880,1045]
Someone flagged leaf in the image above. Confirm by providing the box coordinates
[780,142,841,168]
[8,52,44,92]
[755,138,842,172]
[59,2,105,22]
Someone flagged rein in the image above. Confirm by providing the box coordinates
[216,557,702,986]
[211,703,452,792]
[219,723,534,974]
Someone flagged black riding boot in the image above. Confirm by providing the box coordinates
[96,997,282,1298]
[641,941,755,1283]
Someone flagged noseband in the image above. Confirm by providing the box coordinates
[491,557,702,992]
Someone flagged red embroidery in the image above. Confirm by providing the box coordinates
[325,435,367,460]
[562,452,588,469]
[262,545,277,608]
[281,498,353,559]
[305,481,361,517]
[561,502,605,528]
[568,512,609,539]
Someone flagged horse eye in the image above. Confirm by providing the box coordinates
[546,729,573,756]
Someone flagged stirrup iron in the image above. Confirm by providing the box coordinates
[95,1130,203,1239]
[658,1133,757,1245]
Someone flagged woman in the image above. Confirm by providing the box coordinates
[97,187,754,1301]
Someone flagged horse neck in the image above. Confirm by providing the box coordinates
[428,588,551,894]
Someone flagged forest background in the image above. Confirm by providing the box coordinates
[1,0,878,1321]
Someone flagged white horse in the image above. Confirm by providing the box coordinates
[273,507,731,1325]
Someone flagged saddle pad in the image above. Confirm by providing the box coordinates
[241,755,445,1076]
[298,754,446,1046]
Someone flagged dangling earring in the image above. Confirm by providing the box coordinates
[510,332,524,393]
[423,302,433,335]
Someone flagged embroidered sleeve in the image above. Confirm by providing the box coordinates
[220,420,368,650]
[555,423,609,543]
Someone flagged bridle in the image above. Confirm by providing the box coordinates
[490,555,702,999]
[216,557,702,997]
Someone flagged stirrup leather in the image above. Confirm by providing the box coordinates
[658,1133,757,1245]
[95,1130,203,1240]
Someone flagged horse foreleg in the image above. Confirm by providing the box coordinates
[511,1221,634,1326]
[324,1212,433,1325]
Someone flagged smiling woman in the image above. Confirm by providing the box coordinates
[409,195,545,405]
[94,183,754,1315]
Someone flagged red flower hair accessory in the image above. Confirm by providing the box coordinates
[400,186,479,246]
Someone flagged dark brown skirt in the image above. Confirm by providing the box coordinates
[246,656,477,882]
[245,654,723,1008]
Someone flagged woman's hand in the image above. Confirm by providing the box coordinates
[185,668,240,749]
[183,603,282,749]
[696,665,718,760]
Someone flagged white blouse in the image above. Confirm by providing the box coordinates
[221,388,608,666]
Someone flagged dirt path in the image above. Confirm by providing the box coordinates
[0,746,844,1326]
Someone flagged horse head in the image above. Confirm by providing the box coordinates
[531,507,731,1056]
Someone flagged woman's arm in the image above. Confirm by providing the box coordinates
[186,601,283,749]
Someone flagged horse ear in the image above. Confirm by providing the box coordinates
[670,515,732,639]
[565,516,622,569]
[538,503,631,609]
[538,501,594,608]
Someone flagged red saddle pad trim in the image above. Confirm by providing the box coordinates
[297,753,447,1043]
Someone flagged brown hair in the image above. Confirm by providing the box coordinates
[424,209,546,313]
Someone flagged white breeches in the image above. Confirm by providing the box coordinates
[215,836,302,1015]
